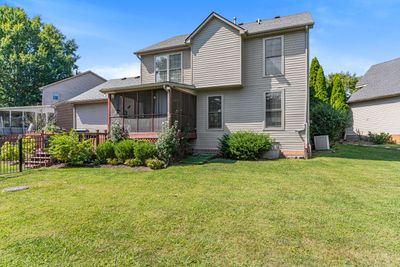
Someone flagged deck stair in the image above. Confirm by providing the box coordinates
[25,150,52,168]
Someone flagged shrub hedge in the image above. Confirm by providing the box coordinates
[219,131,272,160]
[114,139,136,162]
[96,141,115,164]
[368,132,393,144]
[134,141,157,164]
[310,103,349,142]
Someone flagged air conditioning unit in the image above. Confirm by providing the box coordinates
[314,135,330,150]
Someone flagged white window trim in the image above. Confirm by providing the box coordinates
[263,35,285,77]
[264,89,285,131]
[207,95,224,131]
[154,52,183,83]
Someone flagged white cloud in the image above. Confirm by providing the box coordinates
[88,63,140,80]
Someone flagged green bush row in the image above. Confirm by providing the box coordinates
[368,132,393,145]
[96,139,162,168]
[219,131,272,160]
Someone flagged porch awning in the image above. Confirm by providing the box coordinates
[100,80,196,94]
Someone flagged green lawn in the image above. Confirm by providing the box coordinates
[0,145,399,266]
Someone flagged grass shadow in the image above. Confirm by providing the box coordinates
[314,144,400,161]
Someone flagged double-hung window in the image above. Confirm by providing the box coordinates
[264,36,284,76]
[155,53,182,83]
[208,95,223,129]
[265,90,284,129]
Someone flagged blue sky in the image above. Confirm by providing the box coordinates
[4,0,400,79]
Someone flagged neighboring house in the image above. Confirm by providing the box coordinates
[41,71,106,105]
[65,77,140,132]
[347,57,400,143]
[47,71,106,130]
[0,71,106,134]
[100,12,314,157]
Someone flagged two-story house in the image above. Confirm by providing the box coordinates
[100,12,314,158]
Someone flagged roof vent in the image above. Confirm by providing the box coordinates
[233,17,237,25]
[256,18,261,24]
[274,16,281,19]
[134,76,140,79]
[238,22,244,26]
[121,77,127,80]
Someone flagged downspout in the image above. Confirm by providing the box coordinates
[304,25,310,159]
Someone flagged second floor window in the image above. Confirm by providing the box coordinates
[155,53,182,83]
[52,92,60,101]
[264,36,284,76]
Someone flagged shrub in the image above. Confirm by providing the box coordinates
[145,158,165,170]
[0,137,36,161]
[110,121,126,143]
[368,132,393,144]
[218,131,272,160]
[310,103,350,142]
[155,121,179,165]
[134,141,157,164]
[114,139,136,162]
[107,158,119,165]
[43,123,62,134]
[96,141,115,164]
[49,130,94,165]
[124,158,142,167]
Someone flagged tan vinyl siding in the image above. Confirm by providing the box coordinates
[140,49,192,84]
[194,30,307,152]
[42,73,105,105]
[191,18,242,88]
[350,96,400,135]
[75,102,108,131]
[55,103,74,130]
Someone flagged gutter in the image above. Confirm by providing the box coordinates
[347,92,400,104]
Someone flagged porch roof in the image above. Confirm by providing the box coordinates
[100,81,196,94]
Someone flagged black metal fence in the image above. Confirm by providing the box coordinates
[0,131,108,175]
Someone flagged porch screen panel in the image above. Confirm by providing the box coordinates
[171,90,196,132]
[110,94,123,117]
[124,93,137,132]
[138,91,152,132]
[153,89,167,132]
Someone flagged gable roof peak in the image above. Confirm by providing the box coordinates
[185,12,246,43]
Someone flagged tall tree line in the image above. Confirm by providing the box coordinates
[0,5,79,107]
[309,57,361,112]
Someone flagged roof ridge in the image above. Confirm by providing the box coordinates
[370,57,400,68]
[241,11,311,25]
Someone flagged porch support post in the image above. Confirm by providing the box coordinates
[107,94,111,133]
[164,85,172,126]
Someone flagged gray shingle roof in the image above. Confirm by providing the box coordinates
[135,34,189,54]
[68,77,141,103]
[101,76,141,91]
[135,12,314,55]
[240,12,314,34]
[348,58,400,103]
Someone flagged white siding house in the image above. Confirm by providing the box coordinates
[348,58,400,143]
[101,12,314,158]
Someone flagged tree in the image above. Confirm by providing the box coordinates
[315,67,329,103]
[0,5,79,107]
[328,72,361,97]
[310,57,321,90]
[330,74,348,111]
[309,57,321,103]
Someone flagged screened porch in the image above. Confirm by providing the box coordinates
[109,88,196,136]
[0,106,55,135]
